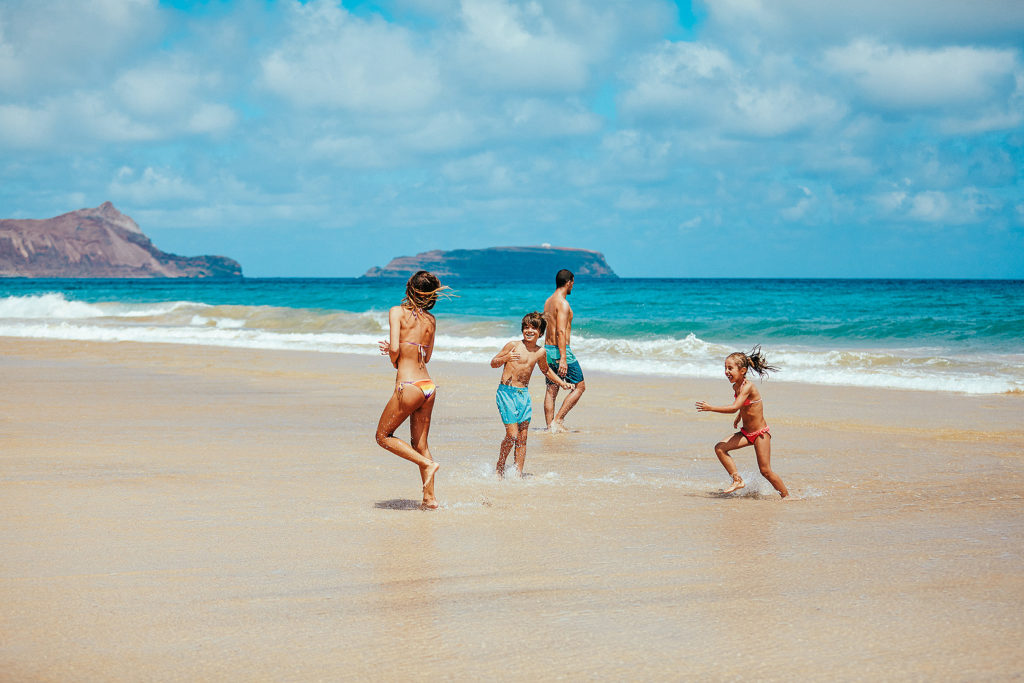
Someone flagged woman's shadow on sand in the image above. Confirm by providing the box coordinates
[374,499,427,510]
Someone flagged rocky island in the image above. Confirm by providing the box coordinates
[363,246,617,280]
[0,203,242,278]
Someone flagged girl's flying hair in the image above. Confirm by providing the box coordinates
[726,345,779,380]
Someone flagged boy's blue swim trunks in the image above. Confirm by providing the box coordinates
[544,345,584,385]
[496,383,532,425]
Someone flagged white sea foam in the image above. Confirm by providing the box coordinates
[0,293,1020,395]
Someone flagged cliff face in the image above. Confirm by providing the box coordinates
[363,246,617,280]
[0,203,242,278]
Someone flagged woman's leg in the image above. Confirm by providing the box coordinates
[376,387,433,468]
[752,433,789,498]
[715,432,749,493]
[408,391,439,507]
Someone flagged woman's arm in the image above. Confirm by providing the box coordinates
[423,313,435,363]
[387,306,402,365]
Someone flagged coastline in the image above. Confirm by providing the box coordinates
[1,338,1022,679]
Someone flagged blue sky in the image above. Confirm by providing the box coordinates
[1,0,1022,278]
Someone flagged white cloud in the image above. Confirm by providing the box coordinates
[0,104,57,147]
[621,40,844,137]
[109,166,203,204]
[0,0,162,94]
[825,40,1020,112]
[261,0,440,112]
[452,0,591,92]
[700,0,1024,46]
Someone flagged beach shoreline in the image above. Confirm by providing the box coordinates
[1,338,1022,680]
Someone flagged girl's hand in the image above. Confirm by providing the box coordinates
[378,339,390,355]
[695,400,708,412]
[733,415,741,428]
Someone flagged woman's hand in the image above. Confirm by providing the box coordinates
[378,339,390,355]
[695,400,709,412]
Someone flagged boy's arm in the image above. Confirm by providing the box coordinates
[490,341,518,368]
[539,354,573,390]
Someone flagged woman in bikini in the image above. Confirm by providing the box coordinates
[695,346,789,498]
[376,271,447,509]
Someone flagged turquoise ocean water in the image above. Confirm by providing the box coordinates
[0,278,1021,394]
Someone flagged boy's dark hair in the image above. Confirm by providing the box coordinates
[555,269,574,288]
[521,311,546,334]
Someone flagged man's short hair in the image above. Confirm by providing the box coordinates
[555,269,574,288]
[522,311,546,334]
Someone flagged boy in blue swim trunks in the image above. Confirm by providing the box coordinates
[490,311,574,478]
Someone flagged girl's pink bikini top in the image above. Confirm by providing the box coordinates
[735,383,762,406]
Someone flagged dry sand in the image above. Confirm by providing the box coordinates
[1,338,1022,680]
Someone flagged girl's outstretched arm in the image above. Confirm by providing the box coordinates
[695,393,748,414]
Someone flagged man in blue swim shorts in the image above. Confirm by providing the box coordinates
[491,312,574,477]
[542,269,587,433]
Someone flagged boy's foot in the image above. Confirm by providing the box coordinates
[420,498,439,510]
[722,478,745,494]
[547,420,565,434]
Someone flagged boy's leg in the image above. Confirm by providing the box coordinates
[715,432,749,493]
[752,434,789,498]
[513,421,530,475]
[496,422,518,478]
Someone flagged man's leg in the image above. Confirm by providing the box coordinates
[554,379,585,424]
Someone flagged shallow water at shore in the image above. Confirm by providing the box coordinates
[1,277,1022,393]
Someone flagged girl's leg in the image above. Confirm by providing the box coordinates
[513,421,530,475]
[496,422,518,478]
[752,434,789,498]
[715,432,749,493]
[408,392,439,508]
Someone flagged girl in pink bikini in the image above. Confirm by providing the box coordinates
[695,346,789,498]
[375,271,448,509]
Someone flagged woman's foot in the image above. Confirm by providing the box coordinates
[723,476,745,494]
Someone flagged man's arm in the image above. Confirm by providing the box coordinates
[555,301,570,376]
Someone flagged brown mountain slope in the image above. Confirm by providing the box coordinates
[0,202,242,278]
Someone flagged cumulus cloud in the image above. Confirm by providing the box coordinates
[261,0,440,112]
[699,0,1024,46]
[825,40,1020,113]
[620,40,844,137]
[109,166,204,204]
[0,0,162,95]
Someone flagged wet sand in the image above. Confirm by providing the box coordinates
[1,338,1022,680]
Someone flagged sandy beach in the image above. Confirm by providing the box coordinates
[1,338,1022,680]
